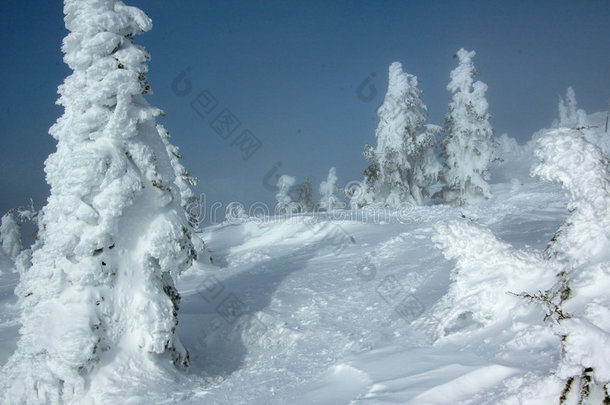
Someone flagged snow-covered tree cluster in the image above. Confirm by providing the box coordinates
[554,86,588,129]
[352,49,495,209]
[1,0,609,402]
[273,168,347,215]
[1,0,199,403]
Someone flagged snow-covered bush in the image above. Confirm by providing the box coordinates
[0,212,22,261]
[0,203,38,273]
[276,175,299,215]
[440,48,494,205]
[1,1,197,403]
[530,128,610,403]
[318,167,343,212]
[433,128,610,403]
[352,61,439,208]
[532,129,610,266]
[432,221,556,331]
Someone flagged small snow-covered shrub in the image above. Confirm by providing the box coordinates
[433,127,610,403]
[0,212,22,262]
[0,203,38,273]
[432,221,557,331]
[531,129,610,403]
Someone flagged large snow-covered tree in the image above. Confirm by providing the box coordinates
[1,1,197,402]
[440,48,494,205]
[352,62,438,208]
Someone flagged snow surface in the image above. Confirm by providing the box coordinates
[1,174,585,403]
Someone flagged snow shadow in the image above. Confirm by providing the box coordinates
[177,246,317,379]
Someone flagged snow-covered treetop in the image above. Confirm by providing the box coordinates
[448,49,476,94]
[532,129,609,209]
[376,62,427,157]
[447,48,490,125]
[64,0,152,47]
[54,0,157,147]
[532,128,610,265]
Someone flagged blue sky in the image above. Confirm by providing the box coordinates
[1,0,609,220]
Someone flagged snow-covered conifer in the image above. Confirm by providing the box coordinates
[440,48,494,205]
[352,62,438,208]
[318,167,342,211]
[2,1,196,402]
[555,87,588,129]
[276,175,298,214]
[295,177,314,213]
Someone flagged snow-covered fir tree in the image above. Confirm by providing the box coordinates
[276,175,299,214]
[352,62,439,208]
[554,87,588,129]
[318,167,342,211]
[1,1,197,402]
[295,177,314,213]
[440,48,494,205]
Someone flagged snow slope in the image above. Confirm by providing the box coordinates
[0,177,574,404]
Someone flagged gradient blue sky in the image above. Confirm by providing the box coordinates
[1,0,609,220]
